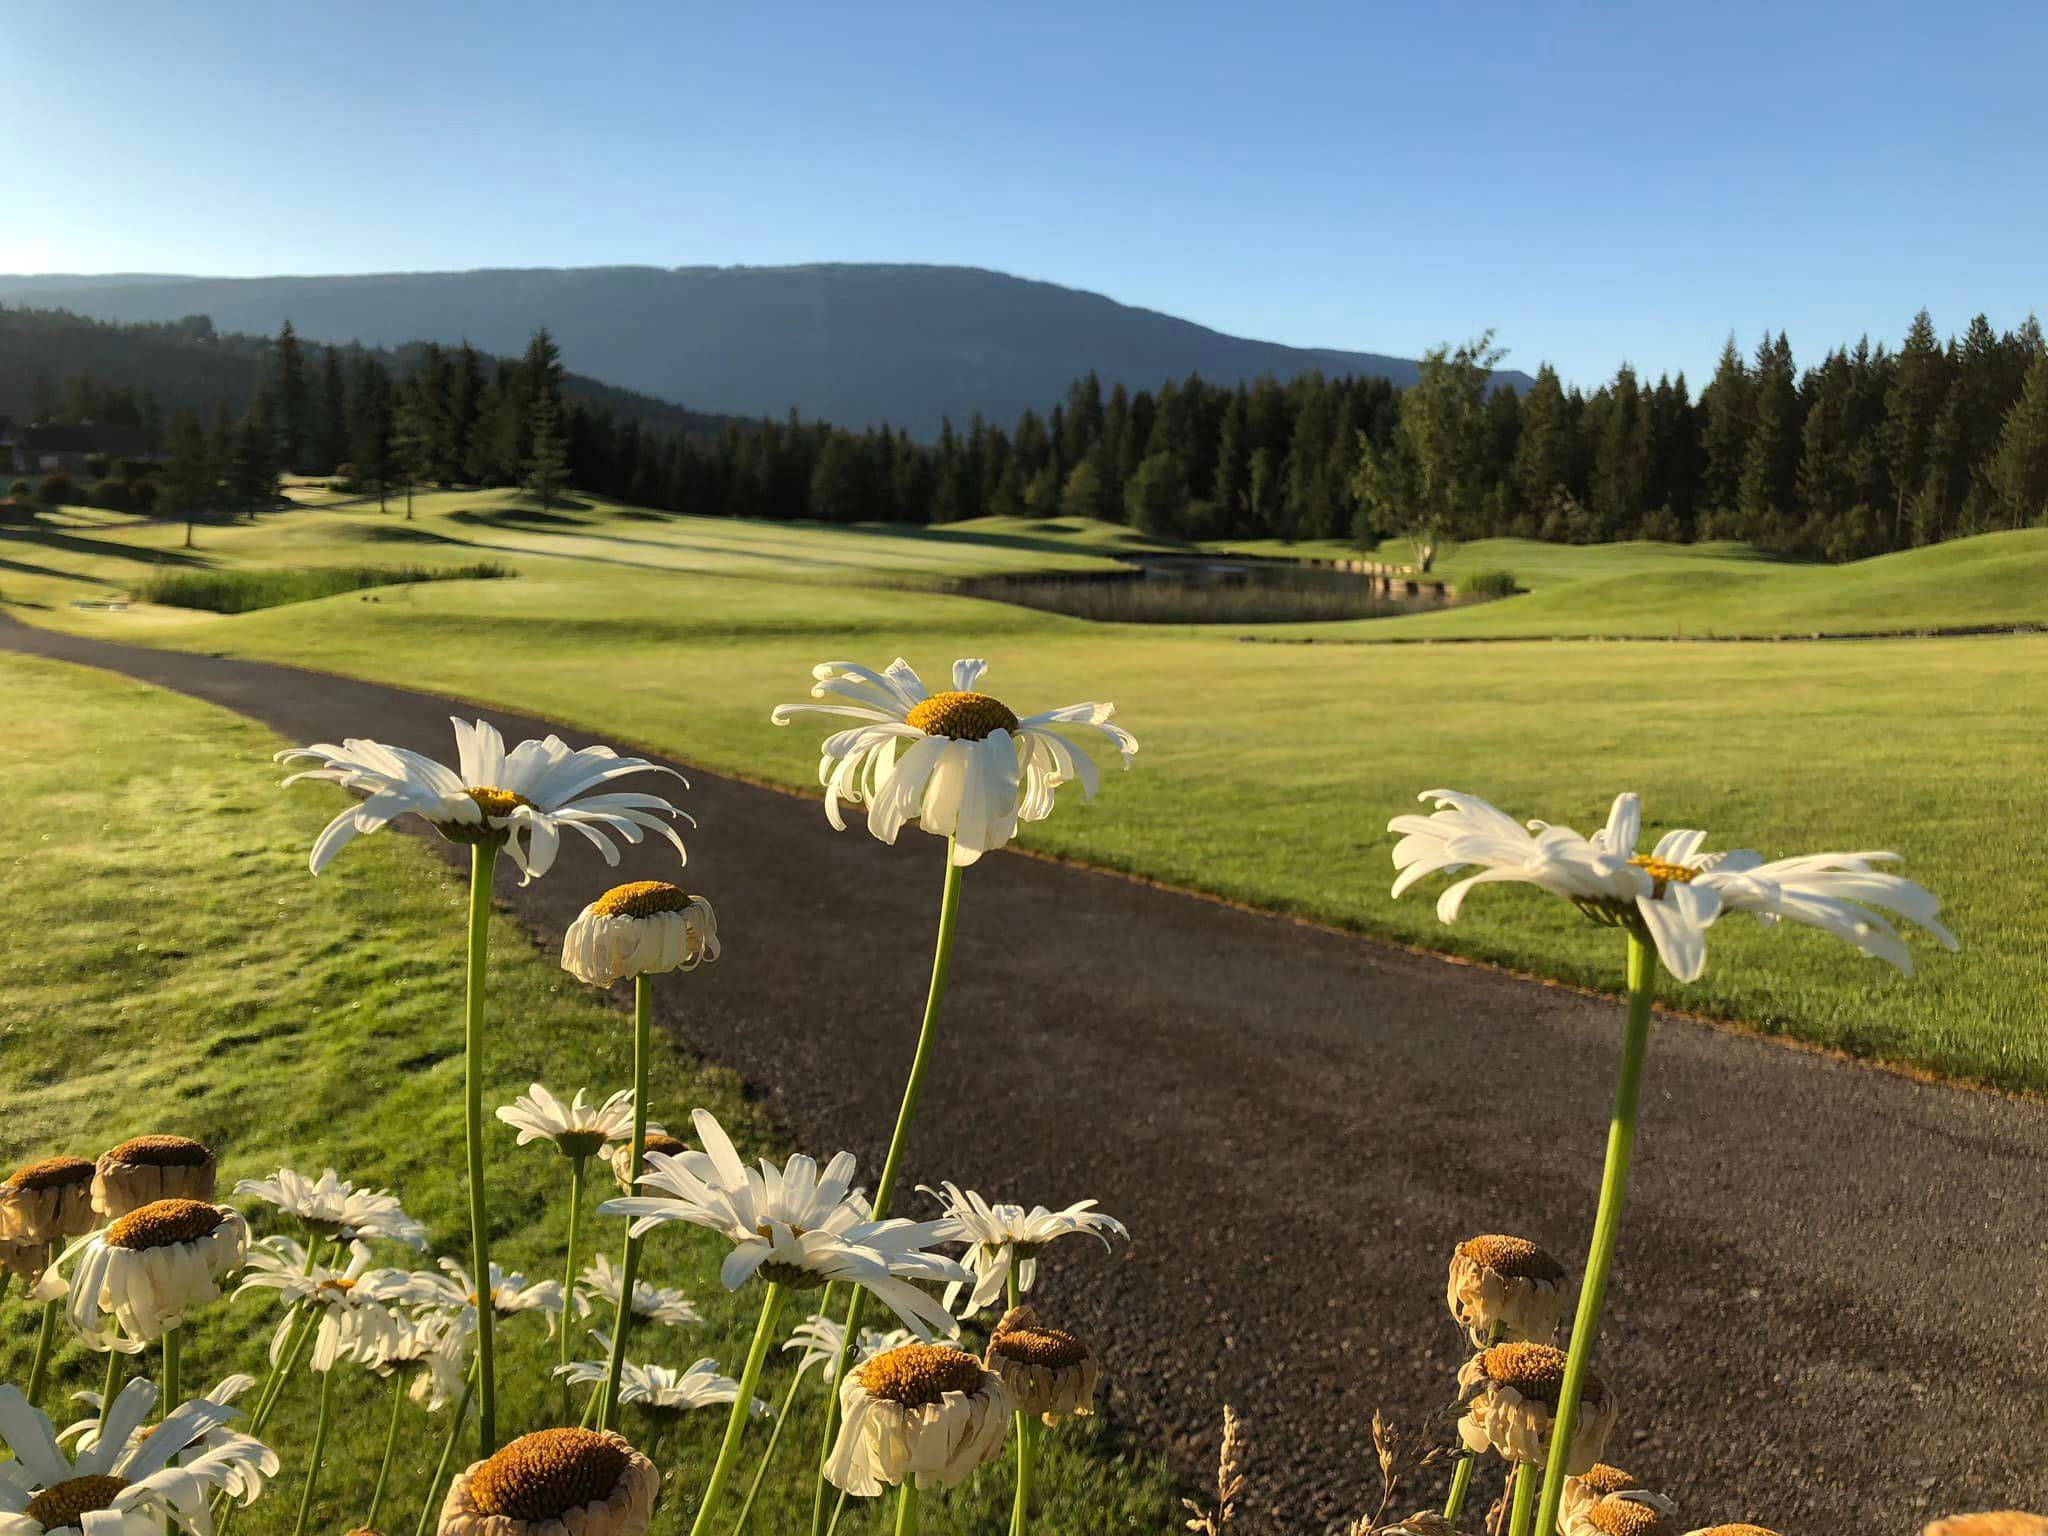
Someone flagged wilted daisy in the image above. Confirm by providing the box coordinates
[232,1167,428,1249]
[1447,1234,1573,1347]
[772,657,1137,865]
[62,1199,248,1352]
[1,1158,98,1245]
[1391,790,1953,982]
[577,1253,702,1329]
[277,716,691,884]
[1565,1491,1682,1536]
[91,1137,216,1222]
[1561,1466,1667,1530]
[235,1238,409,1370]
[1457,1342,1615,1474]
[561,883,720,986]
[0,1379,275,1535]
[825,1341,1012,1496]
[498,1087,663,1162]
[556,1345,763,1415]
[984,1305,1099,1424]
[1,1237,55,1291]
[1924,1518,2048,1536]
[407,1259,569,1338]
[608,1131,689,1196]
[437,1428,659,1536]
[1682,1528,1786,1536]
[600,1109,964,1338]
[922,1181,1129,1314]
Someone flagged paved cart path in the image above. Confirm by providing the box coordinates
[6,615,2043,1532]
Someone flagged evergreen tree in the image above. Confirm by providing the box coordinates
[1511,365,1575,531]
[1883,310,1948,546]
[350,353,396,511]
[271,320,310,472]
[1698,335,1752,528]
[1737,333,1801,546]
[1985,349,2048,528]
[316,345,350,475]
[225,391,281,508]
[158,411,216,549]
[524,390,571,511]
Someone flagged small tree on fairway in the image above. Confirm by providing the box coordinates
[1353,332,1505,570]
[525,391,570,511]
[158,412,216,549]
[1124,450,1189,535]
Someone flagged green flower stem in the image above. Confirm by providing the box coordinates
[824,1490,849,1536]
[160,1325,181,1418]
[807,846,965,1536]
[415,1362,479,1536]
[599,974,654,1434]
[463,840,502,1456]
[291,1366,341,1536]
[1531,932,1656,1536]
[559,1152,588,1420]
[1507,1462,1538,1536]
[688,1283,786,1536]
[1006,1255,1029,1536]
[25,1297,61,1407]
[894,1482,919,1536]
[365,1370,405,1530]
[1010,1418,1039,1536]
[96,1342,122,1434]
[731,1270,833,1536]
[243,1241,323,1431]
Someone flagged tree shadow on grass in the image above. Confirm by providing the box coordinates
[0,526,215,568]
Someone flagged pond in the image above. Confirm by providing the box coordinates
[959,555,1460,625]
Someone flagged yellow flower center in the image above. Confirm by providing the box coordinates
[1628,855,1697,887]
[1476,1341,1604,1409]
[1688,1529,1783,1536]
[905,691,1021,741]
[1576,1465,1643,1497]
[466,787,534,819]
[8,1155,94,1191]
[858,1343,986,1408]
[104,1135,212,1170]
[468,1429,630,1520]
[1588,1497,1672,1536]
[1457,1234,1566,1284]
[990,1322,1090,1371]
[590,881,696,918]
[26,1475,129,1528]
[319,1276,358,1294]
[107,1198,224,1251]
[555,1130,608,1161]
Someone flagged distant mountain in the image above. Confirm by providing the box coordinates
[0,265,1535,438]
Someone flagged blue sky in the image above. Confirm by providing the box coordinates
[7,0,2043,389]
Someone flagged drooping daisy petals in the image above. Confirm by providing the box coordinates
[983,1305,1099,1423]
[61,1200,248,1352]
[438,1428,658,1536]
[91,1137,216,1221]
[1456,1341,1615,1473]
[824,1342,1012,1496]
[1446,1234,1573,1347]
[773,657,1136,866]
[561,883,720,986]
[497,1085,663,1162]
[922,1181,1129,1314]
[2,1158,98,1245]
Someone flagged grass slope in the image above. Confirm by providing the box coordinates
[0,654,1175,1533]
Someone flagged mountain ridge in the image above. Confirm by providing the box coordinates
[0,263,1534,438]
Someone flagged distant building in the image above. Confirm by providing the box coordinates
[9,421,161,474]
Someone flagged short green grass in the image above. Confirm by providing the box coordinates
[0,654,1177,1533]
[2,498,2042,1090]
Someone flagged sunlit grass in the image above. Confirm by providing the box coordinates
[0,654,1178,1533]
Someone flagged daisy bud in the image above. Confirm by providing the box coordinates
[562,882,719,987]
[91,1136,217,1220]
[1,1157,97,1244]
[984,1305,1099,1424]
[826,1342,1013,1496]
[609,1131,690,1196]
[439,1428,659,1536]
[1456,1342,1615,1473]
[1446,1234,1572,1347]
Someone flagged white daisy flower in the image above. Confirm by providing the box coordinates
[599,1109,966,1339]
[1,1158,98,1246]
[783,1315,914,1381]
[401,1258,569,1338]
[921,1181,1130,1314]
[824,1341,1012,1496]
[437,1429,658,1536]
[60,1200,247,1354]
[0,1378,277,1535]
[397,1313,471,1412]
[59,1373,257,1457]
[561,883,721,987]
[496,1085,664,1162]
[233,1238,410,1371]
[231,1167,428,1249]
[576,1252,702,1329]
[555,1343,766,1415]
[772,657,1137,866]
[276,716,691,884]
[1390,789,1953,982]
